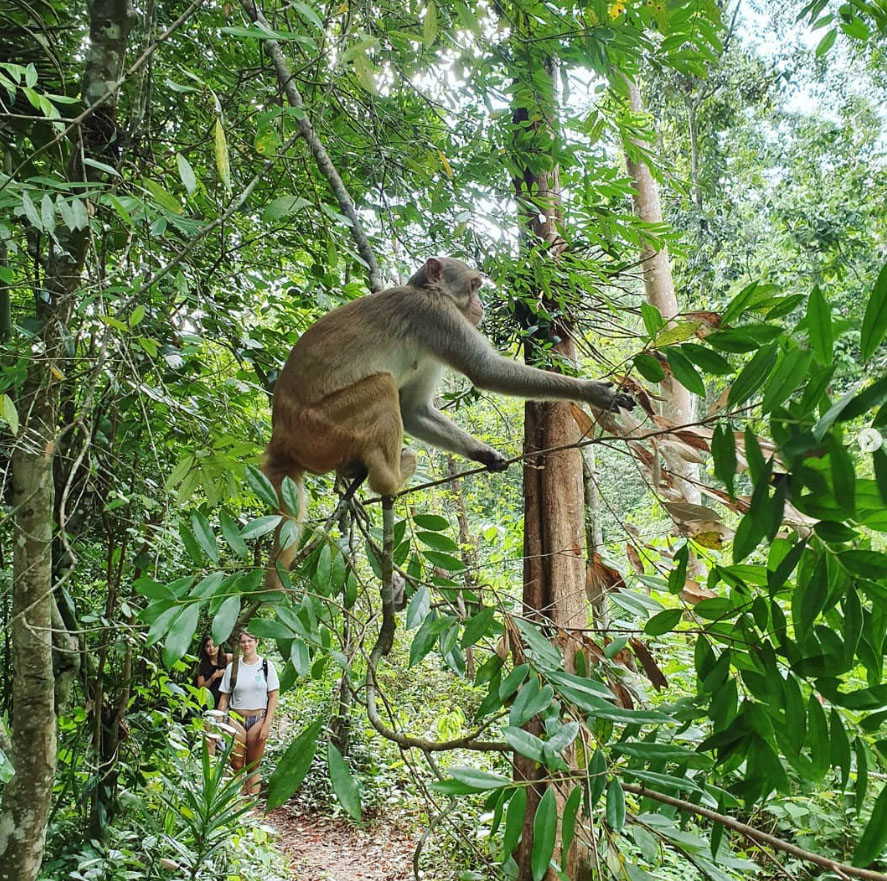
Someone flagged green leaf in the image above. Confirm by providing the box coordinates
[712,424,736,495]
[0,395,19,435]
[504,727,545,763]
[840,550,887,578]
[219,509,249,560]
[212,595,240,645]
[560,786,582,859]
[806,286,833,365]
[143,179,183,215]
[406,586,430,630]
[815,27,837,56]
[280,476,302,517]
[633,353,665,383]
[245,464,280,508]
[179,523,204,565]
[874,446,887,504]
[214,118,231,189]
[510,682,554,727]
[645,608,683,636]
[853,779,887,866]
[707,324,782,353]
[262,195,311,223]
[240,515,281,539]
[21,191,42,230]
[266,719,323,810]
[531,787,557,881]
[680,343,733,375]
[327,743,361,820]
[190,511,219,563]
[413,514,450,531]
[665,347,706,396]
[40,194,55,235]
[163,602,200,666]
[761,348,812,414]
[422,550,465,572]
[176,152,197,195]
[502,788,527,861]
[461,607,495,647]
[722,281,760,325]
[641,303,664,337]
[838,375,887,422]
[128,304,146,328]
[417,531,459,552]
[422,0,438,47]
[605,779,625,831]
[292,0,323,29]
[450,766,510,791]
[861,263,887,361]
[729,342,779,408]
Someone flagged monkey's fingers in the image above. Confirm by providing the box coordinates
[476,449,509,472]
[611,393,636,411]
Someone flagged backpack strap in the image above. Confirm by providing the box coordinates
[262,657,269,692]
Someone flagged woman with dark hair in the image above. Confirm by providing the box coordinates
[196,635,231,708]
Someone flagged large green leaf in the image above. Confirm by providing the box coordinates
[212,595,240,645]
[605,779,626,831]
[853,779,887,866]
[327,743,361,820]
[163,602,200,667]
[727,342,778,408]
[531,787,557,881]
[265,720,323,811]
[860,262,887,361]
[502,788,527,862]
[806,286,833,365]
[665,347,706,396]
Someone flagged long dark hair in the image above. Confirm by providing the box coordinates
[197,635,224,677]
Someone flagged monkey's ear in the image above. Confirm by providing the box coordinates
[424,257,443,283]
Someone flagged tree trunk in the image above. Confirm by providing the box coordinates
[623,76,700,503]
[510,49,592,881]
[0,3,134,877]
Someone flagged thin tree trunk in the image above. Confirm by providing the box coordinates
[582,447,608,629]
[623,76,700,504]
[0,3,134,877]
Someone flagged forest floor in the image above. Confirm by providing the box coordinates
[267,805,416,880]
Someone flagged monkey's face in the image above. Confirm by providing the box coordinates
[464,275,485,326]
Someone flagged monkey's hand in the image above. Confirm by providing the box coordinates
[586,380,636,412]
[475,448,509,472]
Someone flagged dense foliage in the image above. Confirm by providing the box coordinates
[1,0,887,879]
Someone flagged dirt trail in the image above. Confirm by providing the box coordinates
[267,807,416,881]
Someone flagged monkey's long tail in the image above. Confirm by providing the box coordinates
[261,450,306,590]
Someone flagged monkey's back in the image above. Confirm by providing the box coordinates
[273,286,440,406]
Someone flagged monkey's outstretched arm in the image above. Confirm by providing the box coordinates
[423,314,634,411]
[402,404,508,471]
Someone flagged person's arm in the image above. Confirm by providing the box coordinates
[196,670,211,689]
[260,690,278,740]
[218,692,229,712]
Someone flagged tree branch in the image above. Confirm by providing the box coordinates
[622,784,887,881]
[239,0,383,292]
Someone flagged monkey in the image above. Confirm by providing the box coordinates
[262,256,634,586]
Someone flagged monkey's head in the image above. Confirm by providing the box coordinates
[408,257,485,327]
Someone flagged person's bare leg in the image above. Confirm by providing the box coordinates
[227,719,247,777]
[244,721,269,795]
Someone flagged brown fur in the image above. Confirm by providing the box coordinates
[261,256,633,588]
